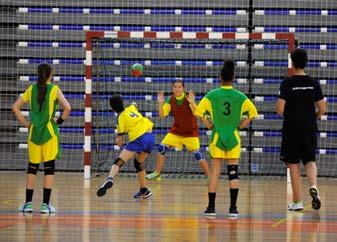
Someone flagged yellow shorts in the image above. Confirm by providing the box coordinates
[209,131,241,159]
[162,133,200,151]
[28,131,59,164]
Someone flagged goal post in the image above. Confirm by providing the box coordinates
[84,30,295,179]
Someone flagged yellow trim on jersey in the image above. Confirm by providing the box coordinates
[221,86,233,89]
[195,97,213,119]
[117,104,153,142]
[241,99,258,119]
[162,102,171,117]
[162,93,186,117]
[22,85,33,103]
[162,133,200,151]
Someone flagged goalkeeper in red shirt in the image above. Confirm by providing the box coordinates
[146,80,210,181]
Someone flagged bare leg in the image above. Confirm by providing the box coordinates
[305,161,321,210]
[43,175,54,189]
[108,165,120,179]
[135,152,148,188]
[208,158,222,193]
[226,159,240,215]
[199,159,210,177]
[153,145,173,174]
[97,149,136,197]
[23,162,39,206]
[287,163,302,202]
[154,154,165,174]
[204,158,222,213]
[108,149,135,178]
[304,161,317,187]
[26,174,36,189]
[25,174,37,204]
[190,149,210,177]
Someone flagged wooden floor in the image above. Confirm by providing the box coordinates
[0,172,336,242]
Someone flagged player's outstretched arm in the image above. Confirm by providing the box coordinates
[157,91,166,118]
[186,90,197,114]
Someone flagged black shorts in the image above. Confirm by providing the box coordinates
[280,131,317,165]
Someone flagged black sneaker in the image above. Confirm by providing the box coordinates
[203,207,216,216]
[133,188,152,198]
[309,187,321,210]
[97,178,113,197]
[229,207,239,217]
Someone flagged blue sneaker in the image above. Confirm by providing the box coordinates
[19,202,33,213]
[133,188,152,198]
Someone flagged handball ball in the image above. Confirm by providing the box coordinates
[131,63,144,77]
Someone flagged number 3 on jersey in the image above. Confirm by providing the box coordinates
[223,101,231,115]
[130,112,139,118]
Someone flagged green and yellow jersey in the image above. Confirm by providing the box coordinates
[195,86,258,151]
[23,83,60,145]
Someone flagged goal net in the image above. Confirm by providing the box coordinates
[86,31,294,178]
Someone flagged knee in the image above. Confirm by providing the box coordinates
[134,158,144,172]
[44,160,55,175]
[157,144,168,155]
[27,162,39,175]
[193,150,203,162]
[114,157,125,168]
[227,165,239,181]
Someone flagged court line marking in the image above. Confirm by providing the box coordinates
[2,200,17,205]
[271,204,311,228]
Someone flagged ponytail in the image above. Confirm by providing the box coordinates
[220,60,235,83]
[37,63,52,110]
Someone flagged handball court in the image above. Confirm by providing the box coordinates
[0,173,336,242]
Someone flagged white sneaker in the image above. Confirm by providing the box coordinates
[287,202,304,211]
[19,202,33,213]
[40,203,56,213]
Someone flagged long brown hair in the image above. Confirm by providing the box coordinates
[37,63,52,109]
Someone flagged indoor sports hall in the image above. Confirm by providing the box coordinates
[0,0,336,241]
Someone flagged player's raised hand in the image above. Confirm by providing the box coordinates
[157,91,165,104]
[186,90,196,104]
[131,101,138,108]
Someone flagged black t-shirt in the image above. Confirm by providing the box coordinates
[279,75,324,133]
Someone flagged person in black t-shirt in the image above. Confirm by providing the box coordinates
[276,48,326,211]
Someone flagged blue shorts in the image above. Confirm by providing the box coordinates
[125,133,155,154]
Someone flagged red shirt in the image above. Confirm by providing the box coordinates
[169,95,198,137]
